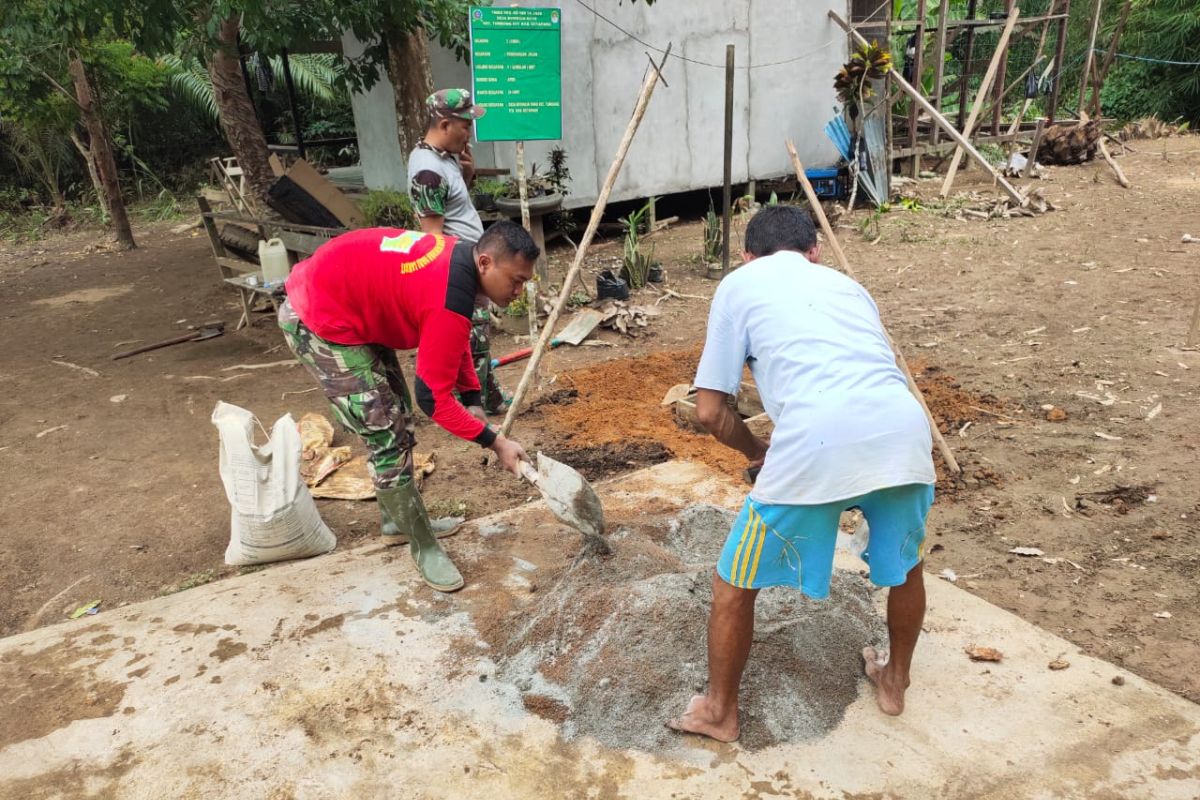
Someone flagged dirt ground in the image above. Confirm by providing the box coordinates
[2,136,1199,710]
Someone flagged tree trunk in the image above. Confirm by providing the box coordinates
[208,15,274,207]
[68,54,134,249]
[69,130,109,219]
[385,26,433,158]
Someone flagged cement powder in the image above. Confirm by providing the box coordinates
[486,505,888,751]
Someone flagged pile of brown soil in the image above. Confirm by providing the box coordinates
[476,505,886,751]
[539,350,1009,490]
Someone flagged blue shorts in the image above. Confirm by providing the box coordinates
[716,484,935,599]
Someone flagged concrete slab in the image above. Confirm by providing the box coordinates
[2,461,1197,800]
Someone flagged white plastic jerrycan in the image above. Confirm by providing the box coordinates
[258,238,290,286]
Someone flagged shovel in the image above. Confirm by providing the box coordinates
[111,324,224,361]
[491,308,603,368]
[518,452,610,554]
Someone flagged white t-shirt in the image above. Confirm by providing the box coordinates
[694,250,935,505]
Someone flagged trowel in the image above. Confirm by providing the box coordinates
[518,452,610,554]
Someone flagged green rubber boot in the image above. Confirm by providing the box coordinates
[380,507,463,544]
[376,482,465,593]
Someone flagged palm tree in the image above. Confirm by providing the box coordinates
[160,51,344,126]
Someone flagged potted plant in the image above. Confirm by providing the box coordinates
[494,166,563,216]
[472,178,507,212]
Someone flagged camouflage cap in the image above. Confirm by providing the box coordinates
[426,88,486,120]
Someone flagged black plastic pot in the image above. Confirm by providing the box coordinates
[596,269,630,301]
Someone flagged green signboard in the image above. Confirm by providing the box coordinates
[469,6,562,142]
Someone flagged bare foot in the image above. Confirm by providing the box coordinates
[862,646,909,716]
[666,694,740,742]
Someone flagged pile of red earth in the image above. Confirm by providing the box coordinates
[540,350,1008,490]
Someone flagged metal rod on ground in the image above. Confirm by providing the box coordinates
[787,140,962,475]
[830,10,1025,206]
[1078,0,1104,117]
[931,0,950,146]
[939,7,1020,198]
[1021,118,1046,178]
[716,43,734,279]
[499,46,671,438]
[908,0,927,178]
[515,140,539,338]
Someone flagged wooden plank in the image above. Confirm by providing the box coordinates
[939,7,1020,197]
[931,0,950,145]
[908,0,928,178]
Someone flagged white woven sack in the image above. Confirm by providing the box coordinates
[212,401,336,566]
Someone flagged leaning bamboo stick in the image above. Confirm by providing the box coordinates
[1097,138,1131,188]
[940,7,1020,197]
[787,141,962,475]
[500,47,671,437]
[829,9,1026,206]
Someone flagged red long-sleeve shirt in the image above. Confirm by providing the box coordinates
[285,228,494,446]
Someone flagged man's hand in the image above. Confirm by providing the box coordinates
[459,144,476,186]
[489,434,529,476]
[467,405,488,424]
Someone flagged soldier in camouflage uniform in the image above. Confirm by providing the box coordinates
[279,223,536,593]
[407,88,509,415]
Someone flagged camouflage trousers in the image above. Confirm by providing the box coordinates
[278,299,414,490]
[471,305,507,414]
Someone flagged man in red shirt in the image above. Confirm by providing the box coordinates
[279,221,536,592]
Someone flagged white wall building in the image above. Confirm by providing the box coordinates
[346,0,849,208]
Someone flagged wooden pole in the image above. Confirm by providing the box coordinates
[515,140,539,338]
[1007,3,1057,137]
[931,0,950,146]
[991,0,1016,136]
[717,44,735,278]
[787,141,961,475]
[957,0,979,132]
[1097,137,1130,188]
[1093,0,1133,117]
[939,6,1020,198]
[907,0,928,178]
[1078,0,1104,117]
[1021,117,1046,178]
[1047,0,1071,123]
[500,47,670,437]
[1187,290,1200,348]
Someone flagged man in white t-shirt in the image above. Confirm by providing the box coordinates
[668,205,937,742]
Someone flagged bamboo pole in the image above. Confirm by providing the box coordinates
[931,0,950,146]
[515,140,539,338]
[1078,0,1104,116]
[1021,118,1046,178]
[1047,0,1071,123]
[1187,290,1200,348]
[991,0,1016,136]
[939,7,1020,197]
[1097,138,1130,188]
[787,141,961,475]
[907,0,928,178]
[500,47,670,437]
[830,10,1026,206]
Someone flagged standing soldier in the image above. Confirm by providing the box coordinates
[407,88,507,415]
[279,222,537,593]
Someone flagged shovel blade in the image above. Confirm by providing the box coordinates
[535,452,605,541]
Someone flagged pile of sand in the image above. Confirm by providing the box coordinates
[478,505,888,751]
